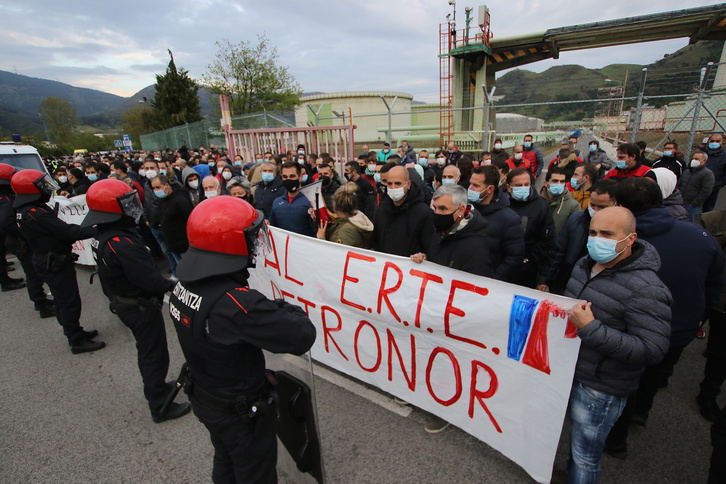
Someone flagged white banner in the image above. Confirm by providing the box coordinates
[51,195,95,266]
[248,227,582,484]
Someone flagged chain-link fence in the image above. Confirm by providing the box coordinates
[140,61,726,163]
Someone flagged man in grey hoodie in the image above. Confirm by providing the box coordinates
[564,206,671,483]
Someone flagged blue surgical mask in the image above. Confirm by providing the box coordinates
[302,174,308,183]
[374,173,382,183]
[256,158,264,164]
[709,142,721,150]
[616,160,628,170]
[523,141,532,148]
[587,234,632,264]
[442,179,456,185]
[159,169,167,176]
[589,145,597,152]
[570,177,581,189]
[418,158,428,167]
[467,188,483,203]
[663,150,673,157]
[548,184,565,196]
[208,162,215,167]
[235,160,243,167]
[87,174,98,182]
[154,189,167,199]
[261,172,275,183]
[511,186,530,201]
[448,149,454,154]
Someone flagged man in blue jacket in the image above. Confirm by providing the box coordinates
[565,206,671,483]
[269,162,315,237]
[604,177,724,458]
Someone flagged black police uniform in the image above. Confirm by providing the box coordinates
[0,188,52,310]
[169,273,316,483]
[93,220,178,416]
[17,200,97,346]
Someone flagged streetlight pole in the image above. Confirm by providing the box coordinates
[37,113,50,144]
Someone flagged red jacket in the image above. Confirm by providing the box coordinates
[604,163,651,180]
[505,157,531,172]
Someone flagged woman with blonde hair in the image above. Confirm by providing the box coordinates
[317,182,373,248]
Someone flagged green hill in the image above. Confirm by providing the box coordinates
[495,40,725,121]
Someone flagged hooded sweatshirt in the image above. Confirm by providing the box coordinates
[181,167,201,206]
[539,185,582,235]
[325,211,374,248]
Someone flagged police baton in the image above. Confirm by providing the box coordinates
[158,362,189,416]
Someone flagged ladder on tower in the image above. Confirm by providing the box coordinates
[439,23,454,150]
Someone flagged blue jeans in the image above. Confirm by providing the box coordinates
[568,382,628,484]
[686,205,702,222]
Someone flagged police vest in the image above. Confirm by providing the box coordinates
[169,276,264,394]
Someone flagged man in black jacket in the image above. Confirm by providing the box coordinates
[344,161,376,220]
[253,162,284,217]
[82,179,190,423]
[373,166,434,257]
[468,165,524,282]
[537,180,618,295]
[506,168,554,288]
[151,175,193,272]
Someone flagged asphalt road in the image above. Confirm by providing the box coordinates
[0,252,716,483]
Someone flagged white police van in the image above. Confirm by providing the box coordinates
[0,143,48,174]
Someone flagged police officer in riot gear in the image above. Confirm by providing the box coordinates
[169,196,316,483]
[12,169,104,353]
[1,164,55,319]
[81,179,191,423]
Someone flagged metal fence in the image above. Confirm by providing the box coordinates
[140,61,726,162]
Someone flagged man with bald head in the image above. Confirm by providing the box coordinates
[563,206,671,483]
[372,165,434,256]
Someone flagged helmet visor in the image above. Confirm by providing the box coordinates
[118,190,143,223]
[34,173,60,196]
[245,210,267,263]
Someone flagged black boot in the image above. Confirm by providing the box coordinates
[152,402,191,423]
[69,338,106,355]
[34,299,56,319]
[1,276,26,292]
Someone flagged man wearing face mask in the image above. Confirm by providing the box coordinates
[253,162,283,217]
[344,161,376,220]
[605,143,651,180]
[563,206,671,483]
[68,168,92,196]
[651,141,685,179]
[506,168,554,288]
[703,133,726,213]
[522,134,544,179]
[490,138,509,164]
[505,145,531,173]
[468,166,524,282]
[151,175,193,272]
[568,163,598,211]
[446,141,462,165]
[377,142,394,163]
[269,162,315,237]
[537,180,618,295]
[202,176,221,202]
[584,140,613,179]
[441,165,461,186]
[540,167,580,236]
[317,163,341,210]
[411,184,491,276]
[372,165,434,257]
[181,167,202,206]
[54,167,73,195]
[81,180,190,422]
[678,151,715,221]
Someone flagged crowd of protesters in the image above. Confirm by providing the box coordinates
[5,131,726,483]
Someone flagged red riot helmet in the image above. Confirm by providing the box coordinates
[176,195,265,282]
[0,163,17,186]
[81,179,144,227]
[10,169,60,208]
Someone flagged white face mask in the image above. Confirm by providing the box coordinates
[494,143,502,150]
[482,159,491,166]
[145,170,157,179]
[436,157,447,166]
[588,205,596,218]
[138,169,146,178]
[514,153,523,161]
[387,186,406,202]
[222,171,232,180]
[691,159,701,168]
[58,176,68,183]
[205,190,218,198]
[188,180,199,189]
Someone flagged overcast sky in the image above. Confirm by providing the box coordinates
[0,0,721,102]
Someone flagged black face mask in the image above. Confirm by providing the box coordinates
[433,211,458,233]
[320,175,331,186]
[283,179,300,193]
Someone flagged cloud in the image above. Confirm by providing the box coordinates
[0,0,720,99]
